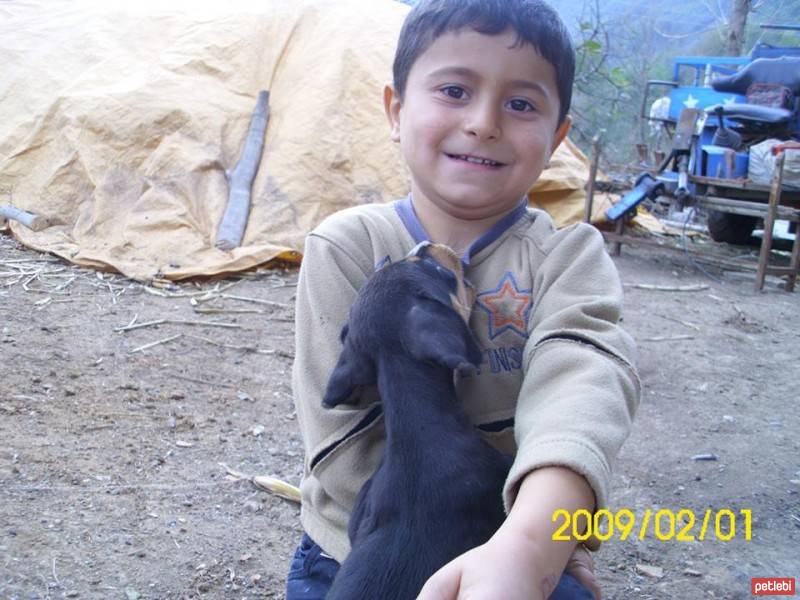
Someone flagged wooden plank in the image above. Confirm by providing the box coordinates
[695,196,800,220]
[0,205,51,231]
[756,153,785,290]
[600,232,759,273]
[787,217,800,292]
[584,135,600,224]
[690,173,800,194]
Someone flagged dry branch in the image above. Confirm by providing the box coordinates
[114,318,246,333]
[625,283,710,292]
[171,373,239,389]
[220,293,291,309]
[640,334,695,342]
[192,306,264,315]
[216,90,270,250]
[129,334,183,353]
[143,281,239,299]
[658,315,702,332]
[184,333,294,359]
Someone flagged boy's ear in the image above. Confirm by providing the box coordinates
[383,83,401,143]
[551,115,572,154]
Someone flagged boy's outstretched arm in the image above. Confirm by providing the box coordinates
[419,223,640,600]
[417,466,599,600]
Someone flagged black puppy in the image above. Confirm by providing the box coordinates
[323,242,512,600]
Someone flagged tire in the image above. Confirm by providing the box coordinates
[706,210,757,245]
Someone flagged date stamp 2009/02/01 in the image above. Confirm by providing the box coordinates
[552,508,753,542]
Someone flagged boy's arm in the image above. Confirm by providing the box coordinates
[504,222,640,514]
[419,223,639,600]
[292,226,381,560]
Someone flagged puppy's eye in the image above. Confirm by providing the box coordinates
[435,264,457,286]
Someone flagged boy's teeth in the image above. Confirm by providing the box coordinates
[458,155,499,166]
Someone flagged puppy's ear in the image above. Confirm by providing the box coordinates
[322,341,377,408]
[407,241,433,258]
[403,301,482,373]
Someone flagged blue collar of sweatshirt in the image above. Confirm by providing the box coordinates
[393,194,528,266]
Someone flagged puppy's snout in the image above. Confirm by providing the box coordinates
[420,244,474,324]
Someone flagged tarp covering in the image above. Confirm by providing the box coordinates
[0,0,603,281]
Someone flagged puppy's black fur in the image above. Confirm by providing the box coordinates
[323,244,513,600]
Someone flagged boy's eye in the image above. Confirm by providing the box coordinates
[508,98,535,112]
[440,85,467,100]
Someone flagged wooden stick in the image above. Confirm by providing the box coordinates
[0,205,51,231]
[0,258,58,264]
[756,152,785,291]
[193,306,265,315]
[640,334,695,342]
[624,283,709,292]
[584,134,601,224]
[143,281,239,299]
[216,91,270,250]
[114,318,246,332]
[184,333,294,358]
[220,293,291,309]
[786,206,800,292]
[129,334,183,353]
[171,373,239,389]
[658,315,701,332]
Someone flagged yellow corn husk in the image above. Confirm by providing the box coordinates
[253,475,302,504]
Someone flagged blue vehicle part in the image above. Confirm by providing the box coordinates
[656,170,679,192]
[710,106,744,149]
[667,87,744,120]
[702,145,749,178]
[707,103,794,125]
[670,56,750,83]
[751,43,800,60]
[606,173,665,221]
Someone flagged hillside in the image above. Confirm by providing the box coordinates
[557,0,800,56]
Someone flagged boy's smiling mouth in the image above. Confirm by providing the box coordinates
[445,153,506,168]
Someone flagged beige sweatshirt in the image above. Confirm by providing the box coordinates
[292,197,640,562]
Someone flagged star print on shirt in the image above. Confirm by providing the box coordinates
[475,272,532,340]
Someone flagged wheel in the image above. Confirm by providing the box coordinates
[706,210,757,245]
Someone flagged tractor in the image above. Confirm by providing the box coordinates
[610,24,800,249]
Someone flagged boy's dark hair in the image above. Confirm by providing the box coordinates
[393,0,575,125]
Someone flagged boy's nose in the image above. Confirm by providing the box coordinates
[463,100,501,141]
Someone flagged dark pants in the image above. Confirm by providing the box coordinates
[286,533,596,600]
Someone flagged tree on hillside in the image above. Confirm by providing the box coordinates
[724,0,752,55]
[569,1,665,164]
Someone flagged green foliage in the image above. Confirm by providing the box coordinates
[580,39,602,53]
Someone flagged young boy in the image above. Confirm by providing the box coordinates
[287,1,640,598]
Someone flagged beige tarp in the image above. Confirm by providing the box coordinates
[0,0,603,281]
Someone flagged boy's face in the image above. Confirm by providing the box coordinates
[385,29,570,222]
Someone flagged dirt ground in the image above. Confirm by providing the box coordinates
[1,228,798,600]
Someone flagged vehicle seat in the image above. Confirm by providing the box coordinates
[711,57,800,96]
[707,57,800,127]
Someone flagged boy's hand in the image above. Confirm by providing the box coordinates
[416,530,550,600]
[417,467,602,600]
[565,544,601,599]
[416,535,600,600]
